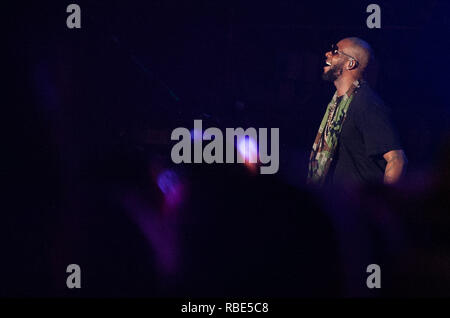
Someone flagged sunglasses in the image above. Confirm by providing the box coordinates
[331,44,359,65]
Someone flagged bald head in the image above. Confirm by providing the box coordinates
[337,37,373,75]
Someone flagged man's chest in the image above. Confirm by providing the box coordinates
[338,107,365,154]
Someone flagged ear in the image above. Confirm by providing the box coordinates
[347,59,357,70]
[347,60,354,70]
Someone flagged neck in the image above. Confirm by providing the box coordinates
[334,75,359,96]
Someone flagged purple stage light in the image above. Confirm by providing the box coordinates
[157,169,184,209]
[238,136,258,163]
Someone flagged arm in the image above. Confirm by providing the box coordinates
[383,150,407,184]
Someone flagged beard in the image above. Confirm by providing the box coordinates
[322,61,344,82]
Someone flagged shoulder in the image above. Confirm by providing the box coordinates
[351,81,391,117]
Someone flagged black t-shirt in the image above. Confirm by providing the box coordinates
[329,82,402,185]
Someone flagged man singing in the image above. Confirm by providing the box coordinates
[307,37,407,186]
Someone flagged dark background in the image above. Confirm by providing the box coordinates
[3,0,450,297]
